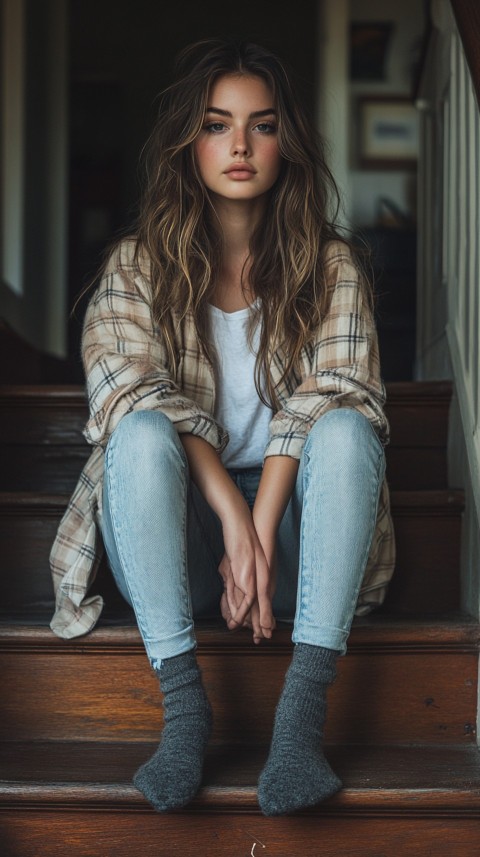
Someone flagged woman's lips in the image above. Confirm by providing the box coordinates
[224,164,256,179]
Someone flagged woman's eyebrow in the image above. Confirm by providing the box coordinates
[205,107,277,118]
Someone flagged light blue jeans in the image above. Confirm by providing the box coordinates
[100,408,385,669]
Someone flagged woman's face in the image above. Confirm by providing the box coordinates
[194,74,282,204]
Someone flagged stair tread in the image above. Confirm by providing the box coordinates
[385,380,452,402]
[0,385,88,400]
[0,488,466,509]
[1,742,479,812]
[0,612,478,651]
[0,380,452,400]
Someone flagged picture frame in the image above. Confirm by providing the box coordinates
[357,97,419,170]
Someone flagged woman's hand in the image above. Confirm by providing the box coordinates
[218,515,278,646]
[219,544,277,644]
[219,505,275,641]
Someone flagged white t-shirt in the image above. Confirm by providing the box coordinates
[208,303,272,468]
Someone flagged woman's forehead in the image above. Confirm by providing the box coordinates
[206,74,275,109]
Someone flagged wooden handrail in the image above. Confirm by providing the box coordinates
[450,0,480,107]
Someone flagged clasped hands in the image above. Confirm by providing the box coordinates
[217,507,277,645]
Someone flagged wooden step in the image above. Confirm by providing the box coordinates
[382,489,464,612]
[0,615,477,745]
[385,380,452,489]
[0,489,464,614]
[0,742,479,856]
[385,381,452,446]
[0,381,453,492]
[0,386,89,494]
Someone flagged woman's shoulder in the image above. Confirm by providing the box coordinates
[103,237,150,278]
[322,238,356,268]
[321,238,362,285]
[95,237,153,304]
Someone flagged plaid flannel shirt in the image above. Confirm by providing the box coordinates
[50,238,395,639]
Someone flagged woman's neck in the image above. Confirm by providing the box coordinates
[210,197,265,312]
[214,195,264,248]
[210,242,253,312]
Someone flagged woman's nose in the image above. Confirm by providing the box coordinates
[231,131,250,156]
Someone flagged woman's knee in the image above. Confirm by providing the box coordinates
[105,411,188,482]
[108,410,179,456]
[305,408,381,461]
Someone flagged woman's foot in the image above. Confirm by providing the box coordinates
[258,643,342,816]
[133,650,213,811]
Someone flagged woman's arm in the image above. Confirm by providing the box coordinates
[252,455,299,557]
[245,455,299,639]
[82,241,226,453]
[180,434,274,640]
[265,241,389,462]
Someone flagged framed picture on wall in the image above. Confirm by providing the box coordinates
[357,97,419,169]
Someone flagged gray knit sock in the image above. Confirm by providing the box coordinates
[258,643,342,816]
[133,650,213,811]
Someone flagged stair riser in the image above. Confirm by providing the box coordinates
[0,386,452,493]
[0,395,450,445]
[0,446,449,492]
[1,811,478,857]
[1,648,476,744]
[386,400,449,447]
[1,515,60,607]
[1,449,90,493]
[383,514,461,611]
[387,448,447,489]
[0,505,462,613]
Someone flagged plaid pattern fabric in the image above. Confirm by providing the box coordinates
[50,239,395,639]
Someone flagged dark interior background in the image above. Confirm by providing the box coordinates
[67,0,319,377]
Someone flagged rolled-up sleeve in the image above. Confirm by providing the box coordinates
[265,241,389,460]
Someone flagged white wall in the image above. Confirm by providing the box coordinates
[348,0,427,226]
[316,0,427,227]
[316,0,351,226]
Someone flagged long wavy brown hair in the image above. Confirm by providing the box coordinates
[133,38,370,407]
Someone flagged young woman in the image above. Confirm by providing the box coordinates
[50,38,395,816]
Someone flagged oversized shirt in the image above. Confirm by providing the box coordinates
[49,238,395,639]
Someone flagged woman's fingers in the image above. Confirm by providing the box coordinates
[253,548,275,637]
[220,591,232,625]
[218,553,239,620]
[219,557,253,631]
[220,550,257,628]
[257,589,274,638]
[228,591,255,629]
[221,586,274,645]
[249,601,264,644]
[219,514,277,639]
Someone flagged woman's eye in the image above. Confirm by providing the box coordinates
[204,122,226,133]
[254,122,277,134]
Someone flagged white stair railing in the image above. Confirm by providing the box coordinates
[444,10,480,524]
[417,0,480,531]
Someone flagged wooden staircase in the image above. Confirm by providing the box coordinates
[1,381,479,855]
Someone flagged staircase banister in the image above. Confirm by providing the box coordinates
[450,0,480,108]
